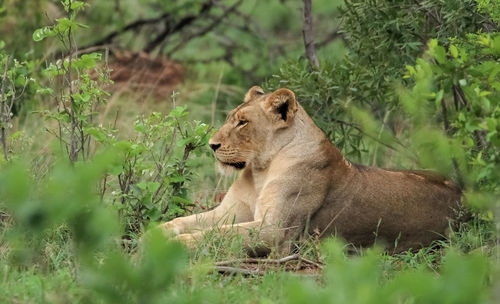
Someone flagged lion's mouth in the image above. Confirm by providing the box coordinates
[223,161,246,169]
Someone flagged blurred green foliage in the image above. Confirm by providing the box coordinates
[401,35,500,196]
[285,241,491,304]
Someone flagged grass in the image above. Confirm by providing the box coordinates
[0,214,497,303]
[2,204,497,302]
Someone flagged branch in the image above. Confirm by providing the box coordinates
[302,0,319,68]
[144,0,215,52]
[214,254,324,276]
[332,118,408,153]
[216,254,302,266]
[316,29,344,48]
[82,13,171,49]
[167,0,243,55]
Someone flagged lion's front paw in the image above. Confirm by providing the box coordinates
[159,219,183,236]
[176,233,200,249]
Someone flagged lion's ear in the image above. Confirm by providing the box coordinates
[244,86,265,103]
[264,88,298,127]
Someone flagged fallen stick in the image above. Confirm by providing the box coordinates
[298,256,324,269]
[216,254,301,266]
[215,266,266,276]
[216,254,324,270]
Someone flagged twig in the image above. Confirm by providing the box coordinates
[72,44,113,57]
[298,256,324,269]
[333,118,409,153]
[319,204,349,238]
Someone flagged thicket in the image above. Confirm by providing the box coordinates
[0,0,498,303]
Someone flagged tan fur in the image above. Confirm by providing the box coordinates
[160,87,465,253]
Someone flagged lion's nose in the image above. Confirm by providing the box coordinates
[210,143,221,152]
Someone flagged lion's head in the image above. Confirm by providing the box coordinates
[209,86,299,172]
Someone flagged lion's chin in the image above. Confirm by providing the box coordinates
[216,161,246,176]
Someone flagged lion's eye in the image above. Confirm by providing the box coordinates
[237,120,248,127]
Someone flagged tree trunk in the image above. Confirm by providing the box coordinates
[302,0,319,68]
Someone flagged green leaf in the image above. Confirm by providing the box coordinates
[11,131,23,139]
[148,182,161,193]
[70,1,86,11]
[36,88,54,95]
[33,26,54,42]
[137,182,148,190]
[72,53,101,70]
[485,118,497,132]
[134,123,146,133]
[434,89,444,108]
[449,45,458,58]
[170,196,191,205]
[84,127,107,142]
[406,65,416,75]
[54,18,74,33]
[166,175,184,184]
[168,105,188,118]
[428,39,447,64]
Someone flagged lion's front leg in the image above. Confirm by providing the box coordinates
[159,208,222,236]
[174,220,287,250]
[159,194,253,236]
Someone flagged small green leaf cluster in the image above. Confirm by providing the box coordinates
[33,1,112,163]
[0,48,41,162]
[32,1,88,42]
[476,0,500,25]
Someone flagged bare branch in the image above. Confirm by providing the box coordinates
[81,13,171,49]
[316,29,344,48]
[144,0,215,53]
[167,0,243,55]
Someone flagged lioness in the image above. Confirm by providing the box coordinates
[160,86,464,253]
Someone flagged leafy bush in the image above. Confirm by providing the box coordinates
[103,105,212,238]
[401,34,500,195]
[267,0,497,164]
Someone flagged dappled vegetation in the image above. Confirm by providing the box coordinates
[0,0,499,303]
